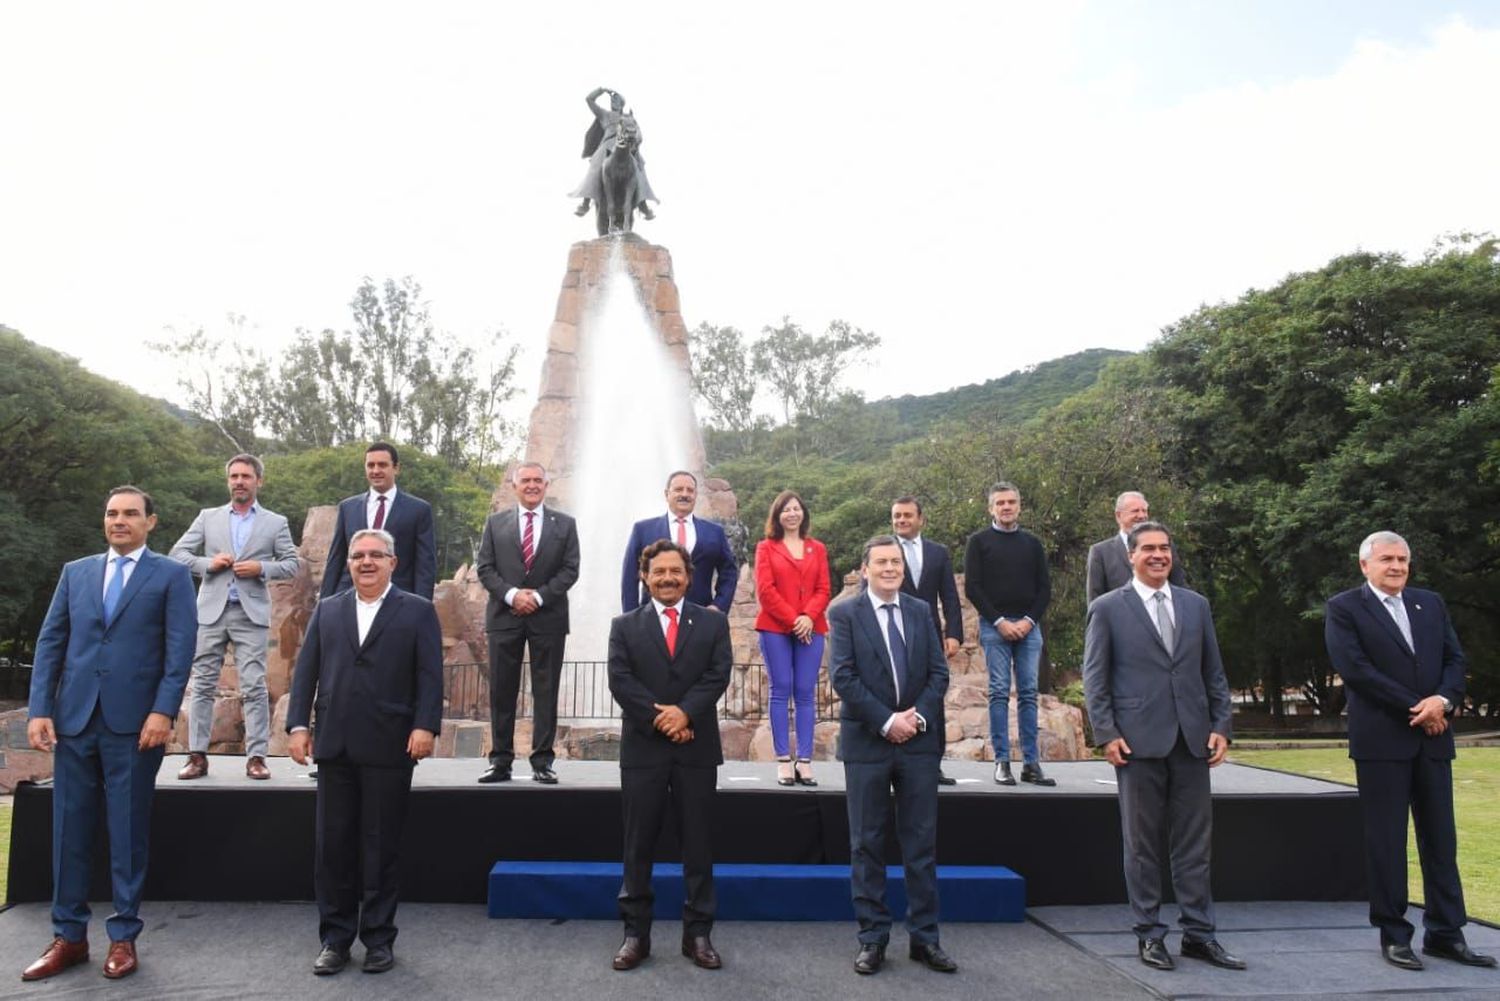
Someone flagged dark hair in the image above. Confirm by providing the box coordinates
[987,481,1020,503]
[665,470,697,490]
[764,490,810,540]
[639,539,693,578]
[861,534,903,566]
[225,452,264,478]
[366,442,400,466]
[891,495,923,515]
[1126,520,1172,553]
[106,484,155,517]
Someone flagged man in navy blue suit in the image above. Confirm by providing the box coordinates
[24,485,197,982]
[321,442,437,600]
[289,528,443,976]
[1325,530,1496,972]
[620,470,738,614]
[829,535,954,976]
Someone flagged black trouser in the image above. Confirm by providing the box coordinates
[487,629,564,770]
[314,757,414,950]
[845,751,941,947]
[618,762,717,940]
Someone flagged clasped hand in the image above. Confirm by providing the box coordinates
[511,589,540,616]
[885,708,921,744]
[653,703,694,744]
[1409,695,1449,736]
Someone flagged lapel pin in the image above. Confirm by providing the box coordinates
[1414,604,1422,611]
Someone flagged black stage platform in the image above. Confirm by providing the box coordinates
[7,757,1365,907]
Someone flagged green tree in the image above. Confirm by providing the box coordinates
[751,317,881,429]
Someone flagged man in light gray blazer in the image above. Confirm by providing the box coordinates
[170,453,299,779]
[1085,491,1185,604]
[1082,521,1242,973]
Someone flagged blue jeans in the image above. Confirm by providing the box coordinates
[979,619,1042,763]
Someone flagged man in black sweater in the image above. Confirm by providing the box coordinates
[963,482,1053,786]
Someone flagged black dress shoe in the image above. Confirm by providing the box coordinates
[1020,763,1057,787]
[682,934,722,969]
[1382,942,1423,970]
[313,945,349,975]
[1138,937,1174,970]
[532,766,559,784]
[1423,940,1497,967]
[362,944,394,973]
[938,769,957,786]
[477,766,511,784]
[613,936,650,971]
[1181,938,1246,970]
[854,943,886,975]
[995,761,1016,785]
[909,941,958,972]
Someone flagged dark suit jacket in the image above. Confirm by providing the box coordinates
[607,602,732,768]
[1085,534,1185,604]
[1082,584,1232,759]
[322,491,437,600]
[1324,584,1465,761]
[475,506,581,635]
[620,516,739,614]
[828,593,949,764]
[899,537,963,644]
[287,587,444,767]
[30,549,197,736]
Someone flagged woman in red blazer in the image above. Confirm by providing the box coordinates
[753,490,831,786]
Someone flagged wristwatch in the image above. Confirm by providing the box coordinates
[1439,695,1454,714]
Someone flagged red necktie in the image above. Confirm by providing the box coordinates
[664,606,679,656]
[373,493,387,530]
[676,517,687,548]
[522,511,536,572]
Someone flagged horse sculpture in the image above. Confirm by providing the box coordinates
[597,119,643,237]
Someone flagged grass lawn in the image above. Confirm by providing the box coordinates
[1228,746,1500,923]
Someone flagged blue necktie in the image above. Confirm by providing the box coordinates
[103,555,128,625]
[882,602,908,702]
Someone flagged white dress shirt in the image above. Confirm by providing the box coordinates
[866,590,925,737]
[666,511,697,554]
[355,583,393,645]
[504,504,547,608]
[1130,576,1175,639]
[366,486,399,528]
[103,544,148,598]
[651,597,686,638]
[899,535,923,587]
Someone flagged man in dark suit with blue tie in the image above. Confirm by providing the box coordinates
[1082,521,1244,972]
[288,528,443,975]
[475,461,581,784]
[321,442,437,600]
[24,486,197,982]
[607,540,733,972]
[829,535,955,976]
[620,471,738,614]
[1324,530,1495,971]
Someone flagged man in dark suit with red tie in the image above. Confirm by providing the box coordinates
[1324,530,1495,972]
[620,470,738,614]
[321,442,437,600]
[288,527,443,976]
[606,540,733,972]
[475,461,581,784]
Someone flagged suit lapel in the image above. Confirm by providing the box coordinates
[854,598,895,683]
[359,589,401,655]
[1359,588,1411,653]
[1122,586,1171,658]
[108,550,158,629]
[87,554,108,625]
[341,590,361,656]
[668,604,698,671]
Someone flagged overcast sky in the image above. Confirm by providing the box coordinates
[3,1,1499,415]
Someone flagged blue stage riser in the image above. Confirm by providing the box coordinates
[488,861,1026,922]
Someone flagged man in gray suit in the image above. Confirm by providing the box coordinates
[1085,492,1184,603]
[475,462,580,784]
[1082,521,1243,972]
[171,453,299,780]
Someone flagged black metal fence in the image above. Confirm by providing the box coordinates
[442,661,839,723]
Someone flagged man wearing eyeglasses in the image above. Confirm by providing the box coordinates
[288,528,443,976]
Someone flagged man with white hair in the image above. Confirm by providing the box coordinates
[1085,492,1184,604]
[1324,531,1494,972]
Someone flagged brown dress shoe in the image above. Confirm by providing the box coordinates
[21,937,88,981]
[102,940,138,979]
[682,934,722,969]
[178,753,208,780]
[246,756,270,780]
[612,936,650,971]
